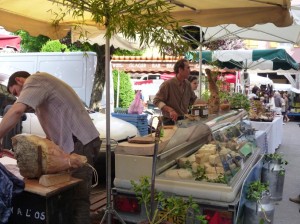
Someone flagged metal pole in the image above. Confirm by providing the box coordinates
[116,70,120,108]
[199,44,203,98]
[100,5,125,223]
[150,116,162,220]
[198,27,203,98]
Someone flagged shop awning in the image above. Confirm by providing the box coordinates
[186,49,299,71]
[0,0,293,40]
[0,34,21,51]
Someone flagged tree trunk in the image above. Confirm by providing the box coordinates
[205,68,220,114]
[89,44,116,111]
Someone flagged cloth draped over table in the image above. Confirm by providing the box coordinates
[0,163,24,223]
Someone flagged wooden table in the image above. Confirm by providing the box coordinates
[8,177,81,224]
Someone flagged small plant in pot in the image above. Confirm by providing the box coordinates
[263,153,288,176]
[243,180,275,224]
[219,91,231,111]
[131,176,208,224]
[228,92,250,111]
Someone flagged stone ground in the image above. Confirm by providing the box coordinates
[273,118,300,224]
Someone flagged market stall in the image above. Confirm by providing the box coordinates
[249,116,283,153]
[112,110,262,224]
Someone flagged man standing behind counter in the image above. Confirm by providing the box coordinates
[0,71,101,224]
[153,59,197,125]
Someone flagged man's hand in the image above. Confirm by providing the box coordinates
[169,110,178,121]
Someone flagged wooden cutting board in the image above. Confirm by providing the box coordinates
[127,136,155,144]
[39,172,71,187]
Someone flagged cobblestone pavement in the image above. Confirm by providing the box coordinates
[273,120,300,224]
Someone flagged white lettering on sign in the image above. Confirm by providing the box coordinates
[128,63,147,68]
[112,63,124,68]
[151,64,161,68]
[26,209,31,217]
[17,208,22,216]
[11,207,46,220]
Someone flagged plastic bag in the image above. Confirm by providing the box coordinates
[128,90,144,114]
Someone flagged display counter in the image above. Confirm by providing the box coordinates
[250,115,283,153]
[9,177,81,224]
[113,110,261,224]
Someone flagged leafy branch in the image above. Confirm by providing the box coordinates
[131,176,208,224]
[51,0,193,56]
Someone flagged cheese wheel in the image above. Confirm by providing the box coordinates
[206,166,224,174]
[195,153,210,164]
[192,162,204,172]
[209,154,221,166]
[164,169,193,179]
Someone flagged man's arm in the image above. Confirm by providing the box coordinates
[0,102,27,140]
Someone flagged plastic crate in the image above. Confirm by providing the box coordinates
[111,113,149,136]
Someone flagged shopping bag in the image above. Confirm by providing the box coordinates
[128,90,144,114]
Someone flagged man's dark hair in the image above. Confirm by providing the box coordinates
[7,71,31,93]
[174,59,188,74]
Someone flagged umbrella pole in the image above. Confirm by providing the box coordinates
[199,44,203,98]
[100,25,126,224]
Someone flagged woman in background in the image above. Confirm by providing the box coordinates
[188,75,199,91]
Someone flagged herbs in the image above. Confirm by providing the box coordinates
[264,153,288,176]
[246,180,269,202]
[228,93,250,111]
[131,176,208,224]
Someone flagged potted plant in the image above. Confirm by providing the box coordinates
[219,91,231,111]
[228,93,250,111]
[261,153,288,201]
[243,180,275,224]
[131,176,208,224]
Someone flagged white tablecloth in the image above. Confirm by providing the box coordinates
[255,130,268,154]
[250,116,283,153]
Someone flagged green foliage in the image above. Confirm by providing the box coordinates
[53,0,192,56]
[201,90,210,102]
[246,180,269,202]
[113,49,145,56]
[264,153,288,176]
[112,70,135,108]
[131,176,208,224]
[228,93,250,111]
[41,40,70,52]
[13,30,50,52]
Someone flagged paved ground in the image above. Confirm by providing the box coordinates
[273,119,300,224]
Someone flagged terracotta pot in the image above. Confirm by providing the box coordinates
[220,103,230,111]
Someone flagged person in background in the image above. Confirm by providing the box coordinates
[153,59,197,125]
[0,71,101,224]
[188,75,199,91]
[282,92,290,122]
[274,91,282,115]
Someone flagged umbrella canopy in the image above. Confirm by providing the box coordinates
[0,34,21,51]
[0,0,294,39]
[186,49,300,71]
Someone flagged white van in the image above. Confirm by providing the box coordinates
[0,52,97,106]
[0,52,139,146]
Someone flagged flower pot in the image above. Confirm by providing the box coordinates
[220,103,230,111]
[243,192,275,224]
[261,159,285,201]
